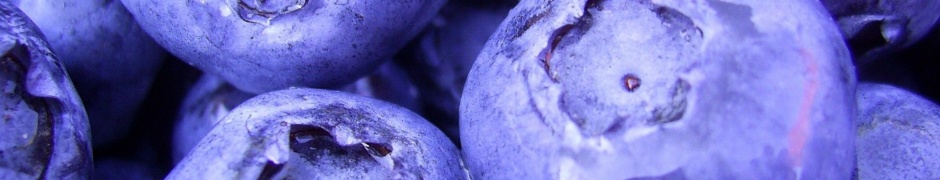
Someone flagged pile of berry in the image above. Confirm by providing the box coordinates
[2,0,938,179]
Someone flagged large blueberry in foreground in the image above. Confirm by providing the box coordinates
[168,88,466,179]
[820,0,940,63]
[461,0,856,179]
[13,0,168,146]
[856,83,940,179]
[0,1,92,178]
[121,0,446,94]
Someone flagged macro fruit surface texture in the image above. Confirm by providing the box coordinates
[121,0,446,93]
[0,1,92,178]
[172,74,252,164]
[168,88,465,179]
[461,0,856,179]
[13,0,168,146]
[856,83,940,179]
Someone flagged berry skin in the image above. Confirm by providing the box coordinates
[0,1,92,179]
[168,88,466,179]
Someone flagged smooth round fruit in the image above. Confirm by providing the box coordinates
[461,0,856,179]
[13,0,168,146]
[0,1,92,178]
[122,0,447,93]
[855,83,940,179]
[168,88,466,179]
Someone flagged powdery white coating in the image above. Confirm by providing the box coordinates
[168,88,465,179]
[0,1,92,179]
[14,0,168,146]
[855,83,940,179]
[461,0,856,179]
[121,0,447,94]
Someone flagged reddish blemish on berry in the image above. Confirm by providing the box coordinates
[787,49,818,168]
[622,74,641,92]
[541,25,575,77]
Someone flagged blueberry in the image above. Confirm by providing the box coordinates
[172,74,254,164]
[173,62,421,164]
[0,1,92,178]
[820,0,940,63]
[168,88,466,179]
[12,0,169,146]
[121,0,447,94]
[461,0,855,178]
[344,60,422,114]
[856,83,940,179]
[396,1,514,144]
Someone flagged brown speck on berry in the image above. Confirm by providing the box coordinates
[623,74,641,92]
